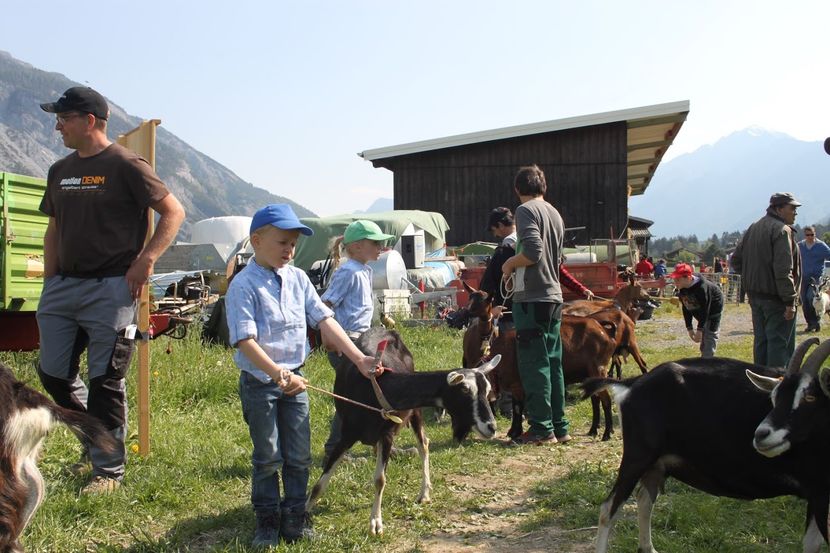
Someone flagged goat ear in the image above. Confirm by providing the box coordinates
[463,280,476,294]
[746,369,782,393]
[820,367,830,399]
[447,371,465,386]
[476,354,501,375]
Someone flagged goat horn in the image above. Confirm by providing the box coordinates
[800,339,830,376]
[786,337,820,374]
[819,367,830,399]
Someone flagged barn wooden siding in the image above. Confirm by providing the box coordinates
[372,122,628,246]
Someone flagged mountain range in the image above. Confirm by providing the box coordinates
[3,51,827,243]
[0,51,314,239]
[629,128,829,238]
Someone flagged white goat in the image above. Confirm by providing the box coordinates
[812,277,830,321]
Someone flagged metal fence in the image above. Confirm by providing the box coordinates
[696,273,744,303]
[662,273,743,303]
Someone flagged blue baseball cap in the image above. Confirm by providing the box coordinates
[250,204,313,236]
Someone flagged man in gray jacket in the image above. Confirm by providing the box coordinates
[731,192,801,368]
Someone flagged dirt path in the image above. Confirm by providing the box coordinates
[411,438,600,553]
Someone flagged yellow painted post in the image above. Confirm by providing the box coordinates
[117,119,161,457]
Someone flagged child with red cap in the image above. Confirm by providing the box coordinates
[669,263,724,357]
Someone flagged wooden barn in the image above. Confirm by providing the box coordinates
[359,101,689,246]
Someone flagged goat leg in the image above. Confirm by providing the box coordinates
[635,467,664,553]
[588,395,601,437]
[600,390,614,441]
[508,398,524,439]
[596,461,649,553]
[803,493,830,552]
[611,355,622,380]
[370,437,392,535]
[410,409,432,503]
[307,436,358,511]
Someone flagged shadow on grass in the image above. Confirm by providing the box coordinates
[120,505,253,552]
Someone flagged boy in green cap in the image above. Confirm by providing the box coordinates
[320,220,395,464]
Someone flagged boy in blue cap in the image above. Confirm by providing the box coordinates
[226,204,378,547]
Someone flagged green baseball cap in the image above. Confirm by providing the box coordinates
[343,220,395,245]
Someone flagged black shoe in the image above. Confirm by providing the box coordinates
[252,511,280,548]
[281,510,314,543]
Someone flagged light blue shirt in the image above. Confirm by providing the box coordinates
[320,258,373,334]
[225,258,333,383]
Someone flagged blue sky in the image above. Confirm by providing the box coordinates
[4,1,828,216]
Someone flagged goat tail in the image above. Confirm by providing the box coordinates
[49,404,118,453]
[581,376,636,404]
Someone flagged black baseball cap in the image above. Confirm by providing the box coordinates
[40,87,109,120]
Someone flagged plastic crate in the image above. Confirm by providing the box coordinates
[374,289,411,320]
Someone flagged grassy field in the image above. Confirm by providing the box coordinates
[1,302,825,552]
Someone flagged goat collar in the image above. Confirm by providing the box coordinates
[369,340,400,422]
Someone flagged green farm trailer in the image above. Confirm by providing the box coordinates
[0,171,47,350]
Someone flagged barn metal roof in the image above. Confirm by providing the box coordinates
[359,100,689,197]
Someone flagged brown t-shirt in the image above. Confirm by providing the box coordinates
[40,143,170,277]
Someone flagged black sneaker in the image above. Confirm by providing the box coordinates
[252,511,280,548]
[281,510,314,543]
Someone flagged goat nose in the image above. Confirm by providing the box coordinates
[754,426,771,441]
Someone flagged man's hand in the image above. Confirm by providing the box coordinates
[688,329,702,343]
[280,372,308,396]
[492,305,505,319]
[584,289,595,300]
[784,305,796,321]
[126,255,154,299]
[501,258,515,279]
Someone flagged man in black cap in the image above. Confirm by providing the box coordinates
[36,87,185,494]
[731,192,801,368]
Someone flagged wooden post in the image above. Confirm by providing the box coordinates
[117,119,161,457]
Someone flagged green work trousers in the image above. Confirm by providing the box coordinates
[513,301,568,438]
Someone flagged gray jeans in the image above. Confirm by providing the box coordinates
[699,327,719,358]
[36,275,136,479]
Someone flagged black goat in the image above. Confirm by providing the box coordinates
[0,362,117,552]
[306,328,499,535]
[583,338,830,553]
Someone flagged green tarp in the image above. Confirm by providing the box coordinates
[293,210,450,271]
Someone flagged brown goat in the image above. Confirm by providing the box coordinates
[585,308,649,379]
[462,283,618,440]
[563,276,651,322]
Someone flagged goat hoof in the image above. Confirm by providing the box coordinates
[601,433,613,442]
[370,518,384,535]
[416,493,432,504]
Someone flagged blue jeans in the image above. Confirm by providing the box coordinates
[239,371,311,514]
[749,296,796,368]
